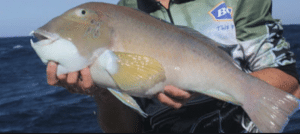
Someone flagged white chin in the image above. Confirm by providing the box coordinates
[31,38,90,75]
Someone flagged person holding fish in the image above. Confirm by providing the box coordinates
[42,0,300,133]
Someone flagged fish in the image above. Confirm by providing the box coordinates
[30,2,299,133]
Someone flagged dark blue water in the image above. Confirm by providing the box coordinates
[0,37,101,132]
[0,25,300,133]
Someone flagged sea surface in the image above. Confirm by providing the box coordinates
[0,25,300,133]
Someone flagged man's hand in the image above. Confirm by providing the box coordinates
[46,61,143,132]
[157,85,195,109]
[46,61,97,95]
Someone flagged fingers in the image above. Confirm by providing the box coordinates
[157,93,183,109]
[64,71,90,94]
[46,61,59,86]
[156,85,195,109]
[67,71,79,85]
[46,61,96,95]
[79,67,94,89]
[57,74,67,81]
[164,85,191,100]
[78,67,95,95]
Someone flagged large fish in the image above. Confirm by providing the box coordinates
[30,2,299,133]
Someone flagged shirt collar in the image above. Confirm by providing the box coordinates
[138,0,194,13]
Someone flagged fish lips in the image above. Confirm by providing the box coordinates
[30,30,60,45]
[30,30,90,75]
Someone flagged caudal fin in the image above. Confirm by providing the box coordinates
[243,91,299,133]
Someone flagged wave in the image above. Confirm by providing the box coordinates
[13,45,23,49]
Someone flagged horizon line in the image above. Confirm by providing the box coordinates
[1,24,299,38]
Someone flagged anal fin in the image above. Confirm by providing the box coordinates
[107,88,148,118]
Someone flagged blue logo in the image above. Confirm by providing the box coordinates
[209,1,233,21]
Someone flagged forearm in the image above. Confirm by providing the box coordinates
[250,68,300,98]
[93,87,142,133]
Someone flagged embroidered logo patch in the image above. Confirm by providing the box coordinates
[209,1,233,22]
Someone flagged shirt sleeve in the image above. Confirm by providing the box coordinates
[233,0,297,73]
[117,0,138,9]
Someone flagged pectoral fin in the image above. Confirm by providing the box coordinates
[107,88,148,117]
[112,52,166,92]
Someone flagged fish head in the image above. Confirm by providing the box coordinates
[30,2,115,75]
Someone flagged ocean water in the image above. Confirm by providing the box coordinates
[0,25,300,133]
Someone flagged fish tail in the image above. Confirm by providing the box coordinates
[243,90,299,133]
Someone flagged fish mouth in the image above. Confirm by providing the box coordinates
[30,30,60,46]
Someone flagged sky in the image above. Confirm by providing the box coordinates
[0,0,299,37]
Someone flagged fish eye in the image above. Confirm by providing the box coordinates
[81,10,86,15]
[75,9,87,17]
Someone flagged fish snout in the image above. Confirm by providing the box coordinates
[30,30,60,47]
[30,30,90,75]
